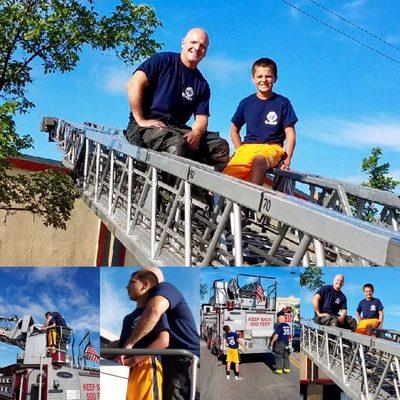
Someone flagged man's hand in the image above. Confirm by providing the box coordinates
[137,119,166,129]
[183,130,202,150]
[338,315,345,324]
[318,313,330,318]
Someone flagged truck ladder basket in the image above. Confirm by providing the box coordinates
[41,117,400,266]
[301,319,400,400]
[101,348,199,400]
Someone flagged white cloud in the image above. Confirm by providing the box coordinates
[302,117,400,151]
[100,280,132,335]
[202,55,250,85]
[343,0,367,9]
[101,66,132,95]
[383,305,400,318]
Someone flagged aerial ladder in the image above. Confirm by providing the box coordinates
[301,319,400,399]
[41,117,400,266]
[0,315,99,400]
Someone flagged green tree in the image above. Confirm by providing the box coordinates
[200,282,208,301]
[354,147,400,221]
[0,0,162,228]
[300,267,324,290]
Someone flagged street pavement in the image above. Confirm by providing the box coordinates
[200,340,300,400]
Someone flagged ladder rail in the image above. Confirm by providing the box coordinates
[41,117,400,266]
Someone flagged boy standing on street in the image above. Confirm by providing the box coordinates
[223,325,247,381]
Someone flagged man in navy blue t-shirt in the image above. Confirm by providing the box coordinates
[123,267,200,400]
[42,311,69,352]
[125,28,229,171]
[313,274,357,330]
[269,315,291,374]
[355,283,384,335]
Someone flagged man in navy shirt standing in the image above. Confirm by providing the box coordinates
[125,28,229,171]
[123,266,200,400]
[313,274,357,330]
[355,283,384,335]
[269,314,291,375]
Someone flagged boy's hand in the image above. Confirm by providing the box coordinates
[279,159,290,170]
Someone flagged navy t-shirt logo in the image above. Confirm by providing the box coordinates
[182,87,194,101]
[370,305,376,311]
[335,298,341,304]
[265,111,278,125]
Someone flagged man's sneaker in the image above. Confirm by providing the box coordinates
[234,376,244,380]
[275,369,283,375]
[226,375,230,380]
[284,368,291,374]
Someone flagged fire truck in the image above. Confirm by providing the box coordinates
[0,315,99,400]
[205,274,288,356]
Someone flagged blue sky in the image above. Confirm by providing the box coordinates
[0,268,99,368]
[200,267,301,303]
[16,0,399,185]
[100,267,200,336]
[301,267,400,329]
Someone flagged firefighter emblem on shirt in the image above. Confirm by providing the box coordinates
[182,87,194,101]
[370,304,376,311]
[335,298,341,304]
[265,111,278,125]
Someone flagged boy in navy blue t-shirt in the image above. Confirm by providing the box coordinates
[118,268,170,400]
[223,57,298,185]
[355,283,384,335]
[269,315,291,374]
[222,325,247,380]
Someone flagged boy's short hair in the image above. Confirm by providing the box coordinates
[252,57,278,78]
[131,270,159,287]
[363,283,374,291]
[223,325,231,333]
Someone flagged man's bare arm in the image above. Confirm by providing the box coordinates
[126,71,166,128]
[269,333,278,347]
[280,125,296,170]
[123,296,170,349]
[230,123,242,150]
[338,309,348,323]
[183,114,208,150]
[355,311,361,322]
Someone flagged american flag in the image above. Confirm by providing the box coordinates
[255,278,263,302]
[84,341,100,364]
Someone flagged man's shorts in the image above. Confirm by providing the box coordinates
[226,348,239,364]
[126,356,163,400]
[223,143,285,181]
[355,318,380,335]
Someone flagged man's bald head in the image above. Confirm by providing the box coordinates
[183,28,209,46]
[332,274,344,291]
[181,28,209,68]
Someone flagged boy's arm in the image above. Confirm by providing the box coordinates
[280,124,296,170]
[230,123,242,150]
[123,330,170,368]
[238,338,247,350]
[123,296,170,349]
[378,310,384,327]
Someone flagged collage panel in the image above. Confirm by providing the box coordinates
[0,267,100,400]
[100,267,200,400]
[200,267,301,400]
[300,267,400,400]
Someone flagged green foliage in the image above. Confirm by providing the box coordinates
[350,147,399,222]
[0,0,162,228]
[200,282,208,301]
[300,267,324,290]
